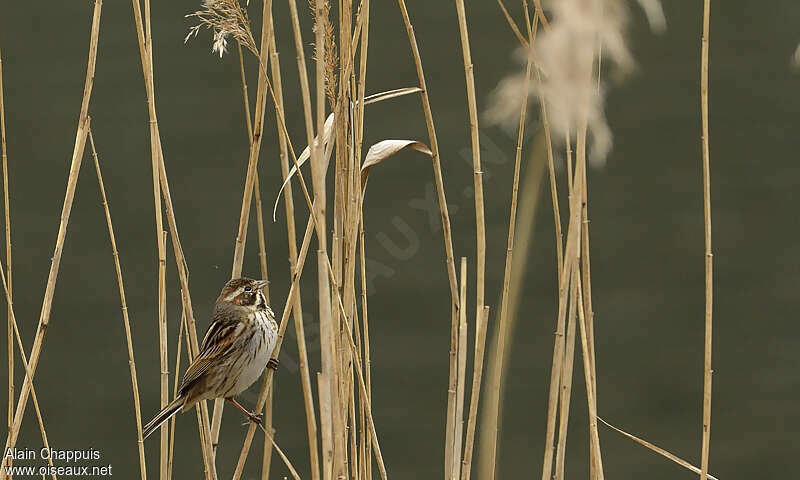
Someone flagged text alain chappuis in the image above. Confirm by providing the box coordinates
[4,447,112,477]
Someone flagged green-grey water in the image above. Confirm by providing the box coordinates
[0,1,796,478]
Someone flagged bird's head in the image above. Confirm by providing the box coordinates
[217,277,269,311]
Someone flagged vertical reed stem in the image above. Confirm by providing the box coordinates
[699,0,714,477]
[0,45,11,455]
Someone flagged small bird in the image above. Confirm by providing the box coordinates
[142,277,279,439]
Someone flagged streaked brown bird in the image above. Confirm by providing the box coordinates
[142,277,279,439]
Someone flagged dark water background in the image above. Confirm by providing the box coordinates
[0,1,798,478]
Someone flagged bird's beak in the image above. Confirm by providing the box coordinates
[255,280,270,290]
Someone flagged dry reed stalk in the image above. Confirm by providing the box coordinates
[395,0,459,310]
[354,3,372,475]
[88,128,147,480]
[597,418,720,480]
[451,258,469,479]
[311,0,340,476]
[358,208,372,480]
[583,46,604,480]
[699,0,714,477]
[211,0,274,453]
[541,128,586,480]
[167,310,187,480]
[268,23,321,480]
[327,1,350,473]
[459,306,490,480]
[453,0,490,473]
[141,0,170,475]
[0,261,56,480]
[478,9,541,478]
[574,124,604,479]
[445,257,467,478]
[129,1,216,477]
[497,0,529,48]
[0,3,101,472]
[158,212,168,480]
[554,269,578,480]
[0,44,11,454]
[445,275,461,479]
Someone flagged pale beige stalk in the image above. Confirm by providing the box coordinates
[0,3,101,472]
[700,0,714,477]
[0,259,56,480]
[554,270,578,480]
[89,128,147,480]
[460,306,490,480]
[479,10,540,478]
[0,44,11,451]
[395,0,459,309]
[575,124,604,479]
[598,418,720,480]
[452,257,468,479]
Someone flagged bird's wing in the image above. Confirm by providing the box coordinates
[180,314,242,395]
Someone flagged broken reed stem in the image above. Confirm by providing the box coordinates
[89,127,147,480]
[460,306,490,480]
[699,0,714,478]
[598,418,720,480]
[0,2,101,472]
[0,259,56,480]
[212,0,274,454]
[451,258,469,479]
[129,1,216,477]
[445,258,467,479]
[0,43,12,451]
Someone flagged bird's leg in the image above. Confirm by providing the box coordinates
[267,358,279,371]
[226,397,262,426]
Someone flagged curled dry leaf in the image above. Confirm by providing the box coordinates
[360,140,432,192]
[271,86,423,220]
[272,112,336,220]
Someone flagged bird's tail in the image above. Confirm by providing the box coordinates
[142,397,185,440]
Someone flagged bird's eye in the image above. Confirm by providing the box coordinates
[244,286,252,292]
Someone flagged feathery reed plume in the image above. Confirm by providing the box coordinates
[186,0,257,57]
[486,0,665,165]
